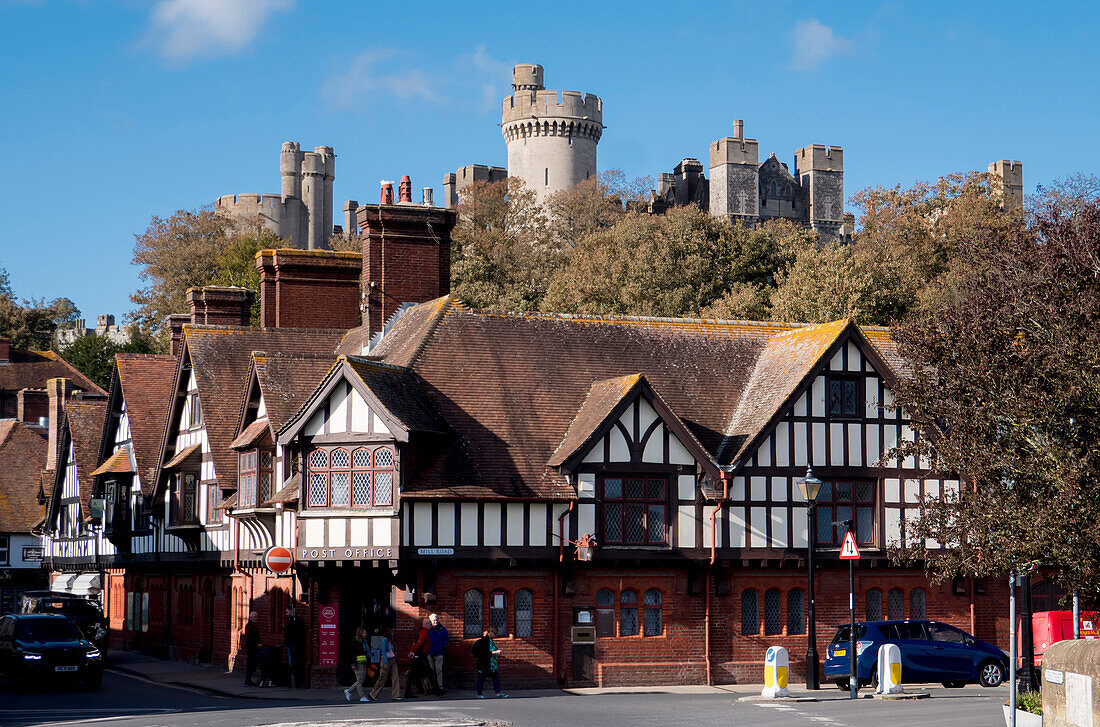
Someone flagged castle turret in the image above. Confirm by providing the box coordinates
[988,160,1023,211]
[795,144,844,236]
[317,146,335,247]
[709,120,760,220]
[502,64,603,203]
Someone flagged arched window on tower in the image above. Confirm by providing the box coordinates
[545,168,549,187]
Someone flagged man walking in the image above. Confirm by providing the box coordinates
[243,611,261,686]
[406,618,441,697]
[427,612,449,691]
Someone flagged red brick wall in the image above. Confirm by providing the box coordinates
[255,250,361,330]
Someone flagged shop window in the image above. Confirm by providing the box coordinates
[764,588,782,635]
[602,476,667,545]
[814,481,875,545]
[643,589,662,636]
[910,588,926,620]
[515,589,533,638]
[489,591,508,637]
[741,590,759,635]
[887,587,904,620]
[596,588,615,637]
[464,589,483,638]
[866,588,883,621]
[620,589,639,636]
[787,590,805,635]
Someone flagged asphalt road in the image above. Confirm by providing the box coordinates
[0,670,1011,727]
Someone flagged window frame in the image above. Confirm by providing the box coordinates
[741,589,759,635]
[595,588,615,637]
[643,588,663,637]
[188,392,203,429]
[826,373,863,420]
[514,589,533,639]
[0,534,10,566]
[306,445,396,510]
[764,588,782,635]
[600,474,669,546]
[463,589,484,638]
[620,589,639,637]
[489,590,508,637]
[814,480,876,546]
[787,589,805,635]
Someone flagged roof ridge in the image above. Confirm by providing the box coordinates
[343,355,413,374]
[405,296,454,369]
[456,304,811,330]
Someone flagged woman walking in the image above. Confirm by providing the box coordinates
[343,627,371,702]
[471,626,508,698]
[367,627,402,702]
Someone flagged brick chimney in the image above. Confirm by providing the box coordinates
[186,286,254,327]
[255,249,362,329]
[357,201,456,336]
[17,387,48,423]
[46,377,75,472]
[0,337,10,364]
[166,314,190,357]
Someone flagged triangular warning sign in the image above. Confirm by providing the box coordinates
[839,530,861,560]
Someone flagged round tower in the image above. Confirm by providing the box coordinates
[501,64,603,202]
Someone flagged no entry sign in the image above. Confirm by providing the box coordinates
[263,546,294,573]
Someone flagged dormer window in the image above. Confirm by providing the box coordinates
[238,449,273,508]
[601,475,667,545]
[306,445,394,509]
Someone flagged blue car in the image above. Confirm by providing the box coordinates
[824,620,1008,690]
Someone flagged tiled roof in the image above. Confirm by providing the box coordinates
[341,296,453,366]
[180,326,345,491]
[344,357,448,435]
[114,354,176,493]
[230,418,271,450]
[0,348,104,396]
[65,399,108,516]
[250,352,336,434]
[163,443,201,469]
[0,420,48,533]
[90,448,133,477]
[267,473,300,504]
[548,374,643,468]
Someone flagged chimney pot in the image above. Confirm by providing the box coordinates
[399,175,413,203]
[380,182,394,205]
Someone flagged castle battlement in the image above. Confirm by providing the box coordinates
[989,159,1023,182]
[216,193,295,210]
[795,144,844,172]
[502,89,603,126]
[710,136,760,166]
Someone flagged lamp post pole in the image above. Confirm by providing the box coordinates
[798,467,823,691]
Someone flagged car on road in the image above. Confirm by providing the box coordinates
[20,592,108,655]
[0,613,103,690]
[824,620,1008,690]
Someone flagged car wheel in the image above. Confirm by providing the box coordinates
[835,679,850,691]
[979,660,1004,688]
[870,665,879,690]
[942,681,966,689]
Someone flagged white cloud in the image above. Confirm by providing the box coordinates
[322,45,511,117]
[145,0,294,61]
[788,19,854,72]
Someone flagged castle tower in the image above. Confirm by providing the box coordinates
[709,120,760,222]
[988,160,1023,211]
[501,64,603,202]
[795,144,844,237]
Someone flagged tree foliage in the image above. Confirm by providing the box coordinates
[0,266,81,350]
[891,202,1100,592]
[55,332,160,390]
[129,209,284,332]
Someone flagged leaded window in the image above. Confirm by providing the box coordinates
[306,445,395,508]
[596,588,615,637]
[910,588,926,619]
[464,589,483,638]
[787,590,805,635]
[515,589,533,638]
[620,590,639,636]
[489,591,508,636]
[828,374,861,419]
[238,448,273,508]
[866,589,883,621]
[814,481,875,546]
[764,588,782,635]
[602,476,667,545]
[888,587,904,620]
[741,590,759,635]
[643,589,662,636]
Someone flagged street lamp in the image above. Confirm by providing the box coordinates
[798,467,824,690]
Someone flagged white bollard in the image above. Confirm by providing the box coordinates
[876,643,904,695]
[761,646,791,698]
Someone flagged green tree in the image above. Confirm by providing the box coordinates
[0,266,81,349]
[129,209,285,331]
[891,201,1100,592]
[55,332,159,390]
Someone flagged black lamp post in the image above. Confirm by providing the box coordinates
[798,467,823,690]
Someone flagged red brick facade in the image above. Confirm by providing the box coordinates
[255,249,362,330]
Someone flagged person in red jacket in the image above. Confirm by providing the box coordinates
[405,618,442,697]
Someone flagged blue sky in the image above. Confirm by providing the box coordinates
[1,0,1097,324]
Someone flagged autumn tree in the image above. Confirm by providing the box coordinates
[129,209,284,331]
[0,266,81,349]
[544,169,651,250]
[891,201,1100,593]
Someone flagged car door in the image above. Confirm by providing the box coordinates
[927,622,973,680]
[893,622,934,682]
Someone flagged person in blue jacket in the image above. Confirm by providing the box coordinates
[427,613,449,691]
[366,628,402,702]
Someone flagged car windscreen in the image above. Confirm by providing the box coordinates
[41,600,101,622]
[16,618,83,642]
[830,624,867,645]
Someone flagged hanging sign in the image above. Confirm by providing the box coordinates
[839,530,861,560]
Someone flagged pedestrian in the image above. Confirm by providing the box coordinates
[344,627,371,702]
[405,618,441,698]
[472,626,508,698]
[284,608,306,688]
[427,612,449,691]
[242,611,261,686]
[366,627,402,702]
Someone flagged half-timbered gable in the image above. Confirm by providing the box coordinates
[44,399,108,568]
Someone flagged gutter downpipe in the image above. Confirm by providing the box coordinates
[706,470,732,687]
[554,500,576,685]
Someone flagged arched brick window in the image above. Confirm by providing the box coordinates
[910,588,926,620]
[741,590,759,635]
[596,588,615,637]
[464,589,483,638]
[866,589,883,621]
[764,588,782,635]
[888,587,904,620]
[643,589,662,636]
[620,590,639,636]
[489,591,508,636]
[787,590,805,635]
[515,589,533,638]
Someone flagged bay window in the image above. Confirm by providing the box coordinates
[307,445,395,509]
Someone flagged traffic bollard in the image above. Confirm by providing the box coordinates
[761,646,791,698]
[875,643,904,695]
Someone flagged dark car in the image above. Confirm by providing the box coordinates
[0,614,103,689]
[20,593,107,654]
[824,620,1008,690]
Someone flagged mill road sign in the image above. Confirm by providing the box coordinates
[839,530,860,560]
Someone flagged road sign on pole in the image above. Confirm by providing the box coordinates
[263,546,294,573]
[840,530,860,560]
